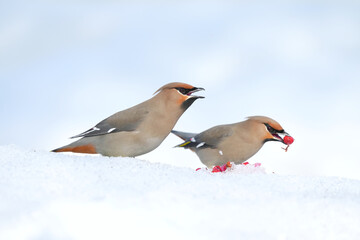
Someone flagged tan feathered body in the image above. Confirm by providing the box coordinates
[172,116,291,168]
[53,82,204,157]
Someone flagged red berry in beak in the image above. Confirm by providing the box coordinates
[283,135,294,145]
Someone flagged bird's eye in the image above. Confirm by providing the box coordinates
[265,123,276,134]
[176,88,187,95]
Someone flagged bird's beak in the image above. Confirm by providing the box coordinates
[271,131,291,144]
[188,87,205,99]
[180,87,205,110]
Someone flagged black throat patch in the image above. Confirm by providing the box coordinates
[181,97,198,111]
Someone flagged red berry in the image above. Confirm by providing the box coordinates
[212,166,222,173]
[283,135,294,145]
[219,164,227,172]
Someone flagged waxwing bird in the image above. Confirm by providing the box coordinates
[172,116,293,168]
[52,82,204,157]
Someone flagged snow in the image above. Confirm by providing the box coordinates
[1,145,360,240]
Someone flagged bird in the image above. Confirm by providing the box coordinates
[52,82,204,157]
[171,116,293,168]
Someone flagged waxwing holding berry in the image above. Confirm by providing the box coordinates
[172,116,294,168]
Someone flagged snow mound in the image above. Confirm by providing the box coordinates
[1,145,360,240]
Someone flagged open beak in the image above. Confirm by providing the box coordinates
[271,132,289,143]
[188,87,205,99]
[271,131,291,144]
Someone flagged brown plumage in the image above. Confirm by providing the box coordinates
[172,116,292,167]
[52,82,204,157]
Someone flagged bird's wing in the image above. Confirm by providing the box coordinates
[71,107,149,139]
[175,125,233,149]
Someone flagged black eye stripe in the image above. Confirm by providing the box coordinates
[175,87,191,95]
[264,123,284,133]
[265,123,275,134]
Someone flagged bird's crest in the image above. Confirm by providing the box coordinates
[153,82,195,95]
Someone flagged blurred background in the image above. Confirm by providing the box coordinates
[1,1,359,179]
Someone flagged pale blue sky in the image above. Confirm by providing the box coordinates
[1,1,359,179]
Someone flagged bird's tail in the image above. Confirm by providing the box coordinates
[171,130,197,141]
[171,130,198,148]
[51,141,97,154]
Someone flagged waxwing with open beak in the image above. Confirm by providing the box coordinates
[52,82,204,157]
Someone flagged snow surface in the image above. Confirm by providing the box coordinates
[1,145,360,240]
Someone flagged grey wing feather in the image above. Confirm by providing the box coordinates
[71,106,149,139]
[70,122,122,138]
[173,125,233,149]
[195,125,234,148]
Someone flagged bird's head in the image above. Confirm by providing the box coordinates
[154,82,205,110]
[247,116,293,145]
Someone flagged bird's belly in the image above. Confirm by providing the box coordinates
[195,148,225,167]
[96,132,163,157]
[195,144,262,167]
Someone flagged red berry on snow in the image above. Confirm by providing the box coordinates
[212,166,222,173]
[219,164,227,172]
